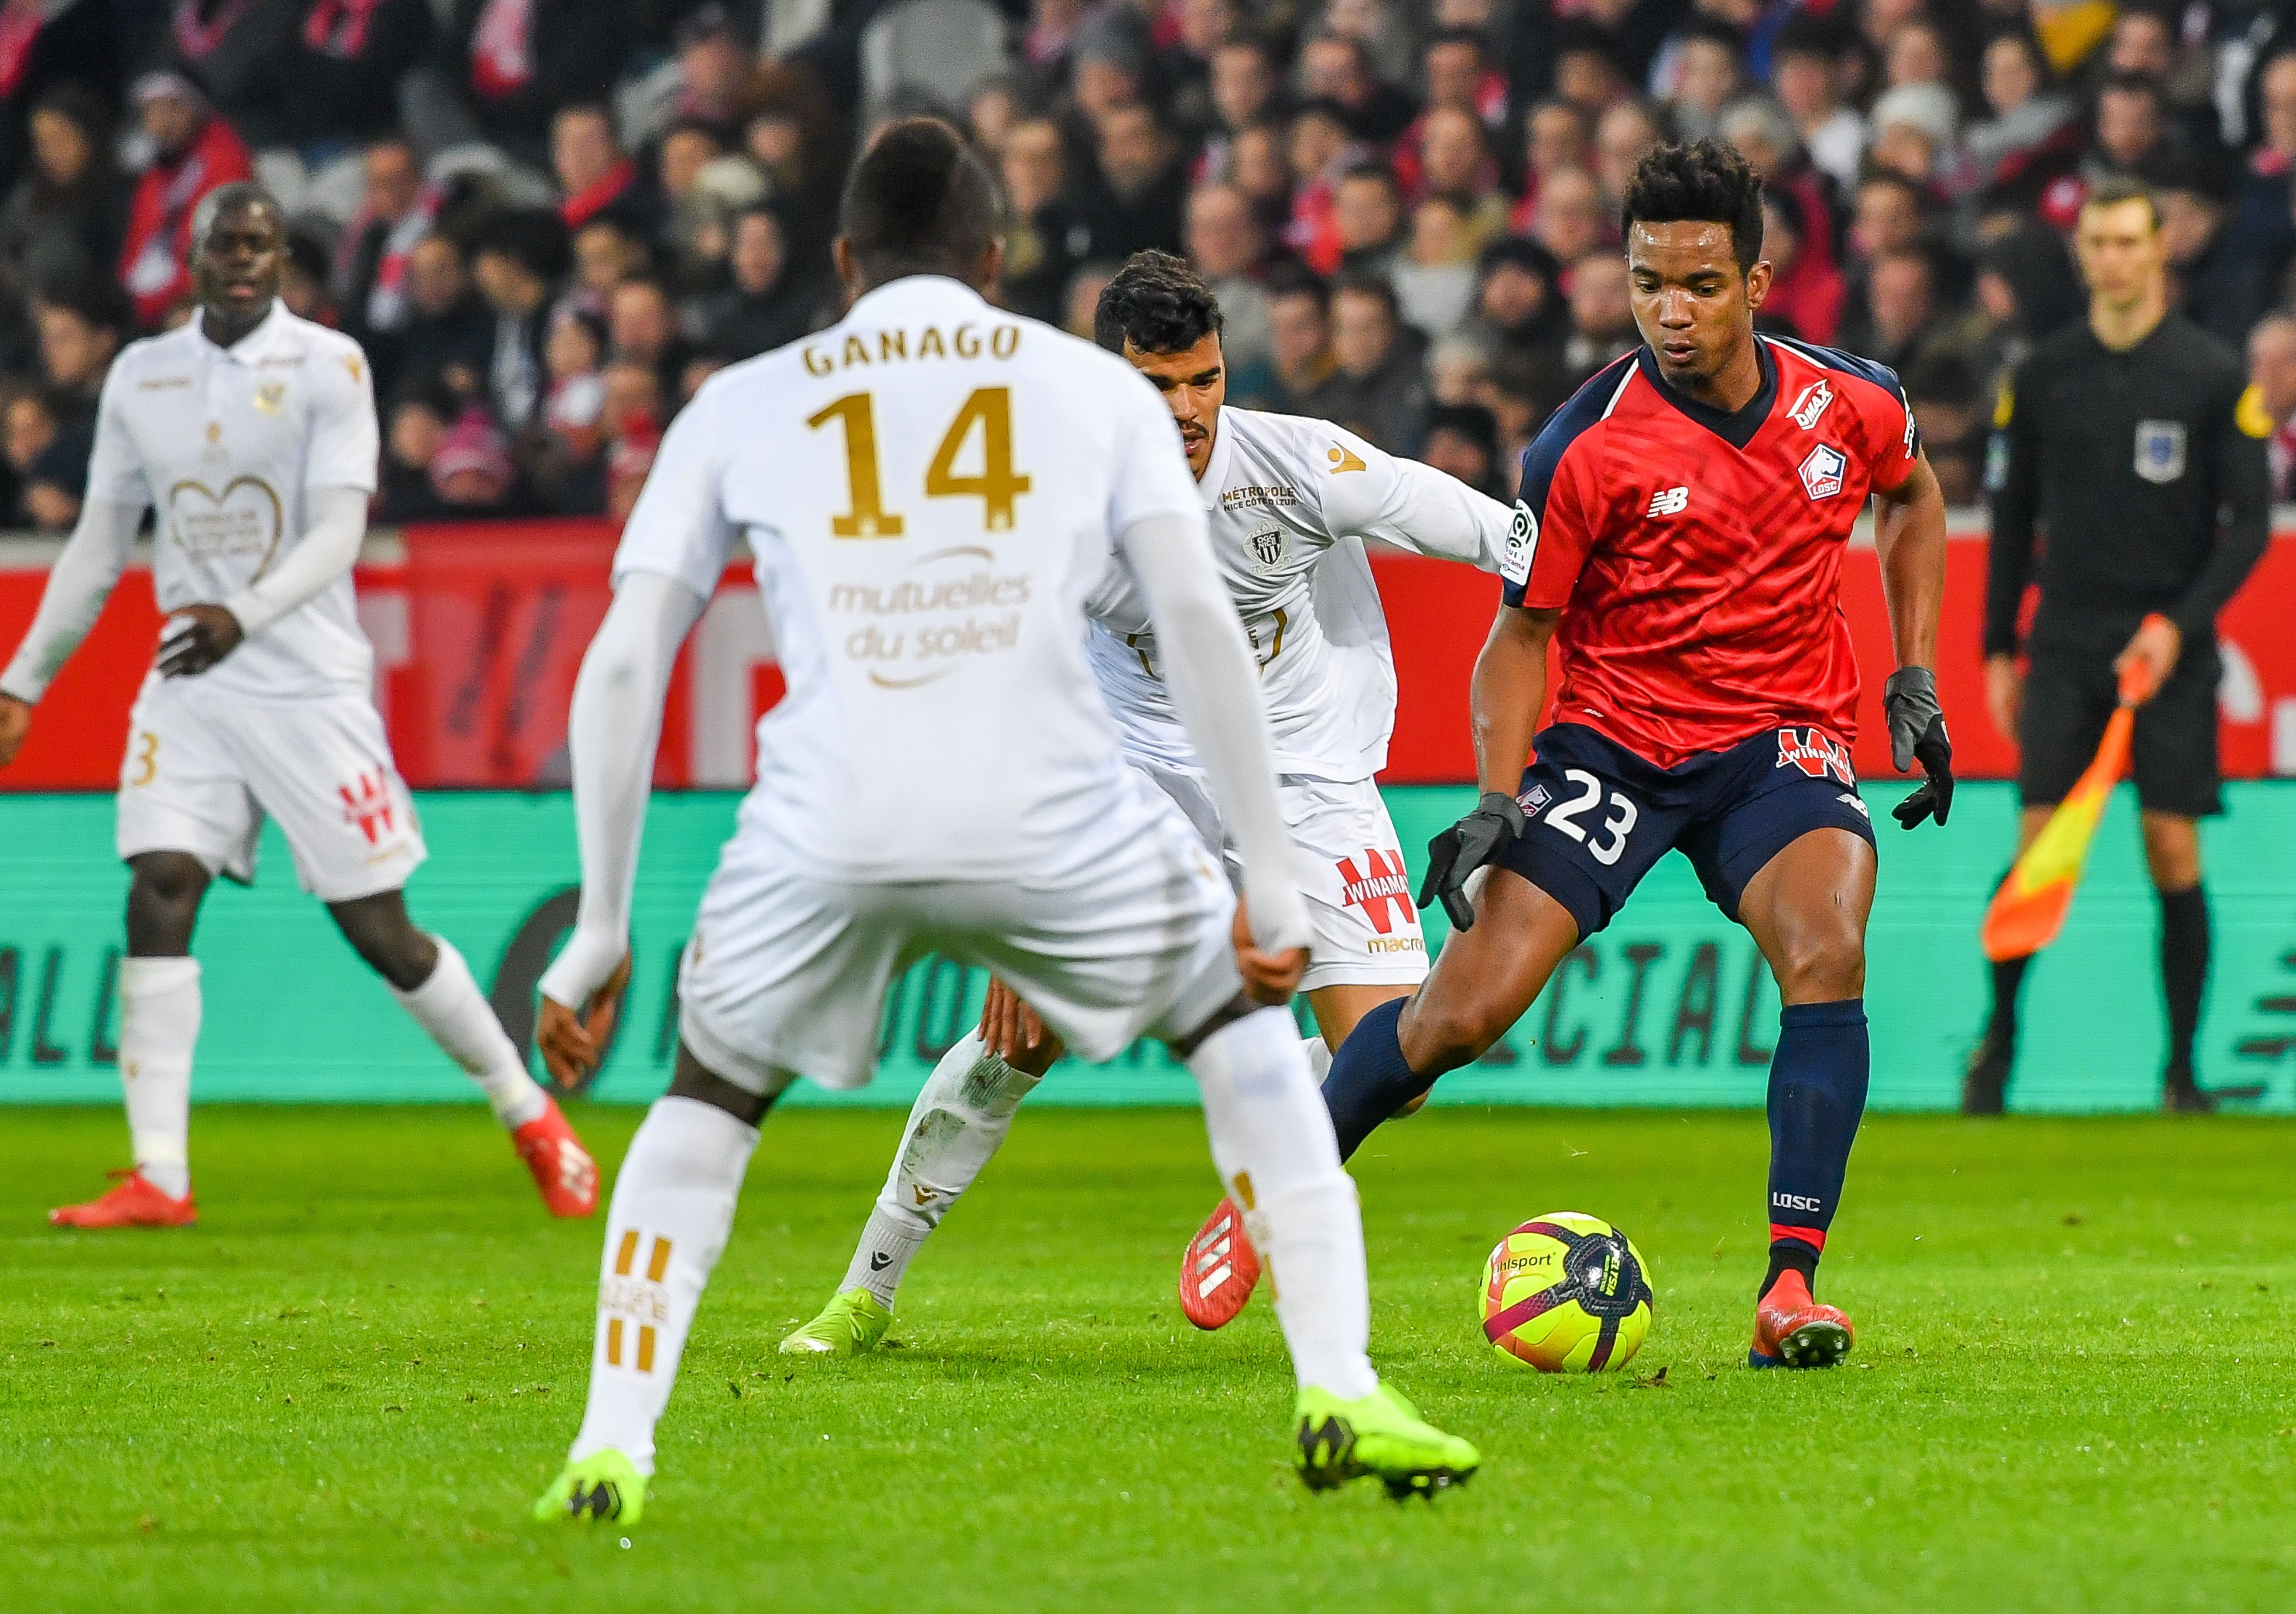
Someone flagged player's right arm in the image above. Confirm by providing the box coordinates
[535,396,730,1083]
[1983,362,2040,740]
[0,361,152,765]
[1420,390,1605,929]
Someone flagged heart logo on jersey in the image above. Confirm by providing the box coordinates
[165,475,283,576]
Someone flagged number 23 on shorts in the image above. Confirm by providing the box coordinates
[1543,767,1636,865]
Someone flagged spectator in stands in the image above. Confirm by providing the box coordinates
[278,0,437,160]
[621,3,753,153]
[567,218,646,316]
[522,304,606,513]
[1158,0,1229,142]
[0,380,83,530]
[1076,103,1188,263]
[1420,107,1508,248]
[118,72,253,329]
[1203,36,1281,185]
[600,358,663,521]
[1847,169,1930,296]
[1904,351,1987,505]
[1664,20,1748,142]
[1466,236,1567,370]
[377,373,460,522]
[281,229,334,324]
[1592,99,1664,212]
[2090,73,2180,181]
[1245,267,1335,412]
[1419,28,1507,132]
[606,275,686,404]
[688,203,816,361]
[429,397,524,514]
[0,85,120,298]
[1771,17,1865,195]
[380,230,493,403]
[998,116,1082,327]
[1306,273,1428,451]
[469,207,565,431]
[1392,197,1479,341]
[334,137,433,352]
[554,103,656,241]
[1529,165,1605,266]
[161,0,297,151]
[1716,97,1836,277]
[1229,119,1291,229]
[1759,187,1846,345]
[1070,7,1152,127]
[1971,219,2083,371]
[1866,80,1961,188]
[1418,401,1502,497]
[2247,312,2296,501]
[1287,100,1360,274]
[0,0,120,202]
[1561,251,1636,384]
[1184,182,1274,373]
[33,278,128,425]
[1333,162,1404,280]
[1298,31,1415,146]
[2157,157,2253,344]
[2220,51,2296,308]
[435,0,636,171]
[1966,27,2079,199]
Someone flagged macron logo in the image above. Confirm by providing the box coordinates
[1647,486,1689,516]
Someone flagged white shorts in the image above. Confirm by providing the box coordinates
[115,672,426,903]
[678,773,1241,1095]
[1130,759,1428,995]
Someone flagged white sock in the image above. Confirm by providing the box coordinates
[568,1096,759,1476]
[392,937,548,1128]
[1301,1033,1333,1083]
[119,957,199,1200]
[840,1030,1041,1306]
[1187,1006,1378,1400]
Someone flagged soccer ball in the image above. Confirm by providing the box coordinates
[1480,1211,1654,1372]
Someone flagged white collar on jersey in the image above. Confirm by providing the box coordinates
[1195,406,1238,508]
[843,273,990,322]
[193,298,293,365]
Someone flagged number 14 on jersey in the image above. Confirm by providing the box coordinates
[808,386,1031,538]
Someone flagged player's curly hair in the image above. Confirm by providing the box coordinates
[1094,250,1224,357]
[1621,138,1766,274]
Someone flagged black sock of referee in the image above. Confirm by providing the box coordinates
[1985,866,2030,1046]
[2159,883,2210,1075]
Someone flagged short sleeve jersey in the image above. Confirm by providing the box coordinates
[612,274,1204,881]
[1084,407,1513,782]
[1502,338,1918,768]
[89,301,381,698]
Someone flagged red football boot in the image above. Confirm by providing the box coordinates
[1178,1196,1262,1329]
[1749,1269,1854,1368]
[49,1169,197,1229]
[513,1098,599,1218]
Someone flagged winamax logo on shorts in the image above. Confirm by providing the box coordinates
[1776,727,1855,786]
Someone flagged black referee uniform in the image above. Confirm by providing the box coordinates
[1976,309,2271,1108]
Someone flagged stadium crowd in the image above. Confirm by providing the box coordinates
[7,0,2296,531]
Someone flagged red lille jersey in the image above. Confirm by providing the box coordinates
[1501,338,1919,769]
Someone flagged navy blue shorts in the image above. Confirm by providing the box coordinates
[1493,723,1879,940]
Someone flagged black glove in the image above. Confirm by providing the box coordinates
[1418,791,1526,930]
[1883,666,1954,828]
[156,605,246,678]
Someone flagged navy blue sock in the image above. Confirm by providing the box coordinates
[1321,997,1434,1162]
[1762,999,1869,1297]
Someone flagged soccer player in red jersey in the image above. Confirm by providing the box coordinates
[1184,140,1955,1364]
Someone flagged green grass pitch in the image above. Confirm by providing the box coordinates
[7,1104,2295,1613]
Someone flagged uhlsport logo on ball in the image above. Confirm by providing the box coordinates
[1481,1212,1654,1372]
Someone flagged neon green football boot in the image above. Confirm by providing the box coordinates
[779,1288,893,1356]
[532,1449,647,1525]
[1293,1382,1481,1498]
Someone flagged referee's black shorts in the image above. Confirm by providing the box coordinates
[2018,641,2222,817]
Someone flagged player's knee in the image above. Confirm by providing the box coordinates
[1399,994,1505,1075]
[667,1041,784,1127]
[1772,928,1866,1003]
[326,893,438,991]
[125,853,210,953]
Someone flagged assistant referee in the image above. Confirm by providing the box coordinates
[1970,176,2271,1115]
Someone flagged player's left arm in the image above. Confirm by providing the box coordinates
[536,395,731,1084]
[1871,442,1955,828]
[2130,373,2274,688]
[1321,427,1512,571]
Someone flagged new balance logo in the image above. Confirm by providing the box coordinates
[1647,486,1690,516]
[1335,849,1417,935]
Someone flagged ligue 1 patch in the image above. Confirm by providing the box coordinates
[2134,420,2187,483]
[1798,443,1847,500]
[1502,500,1537,585]
[1789,378,1833,430]
[1246,524,1286,573]
[1518,781,1552,815]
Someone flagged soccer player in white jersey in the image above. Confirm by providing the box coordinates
[528,121,1480,1524]
[780,250,1514,1355]
[0,185,597,1227]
